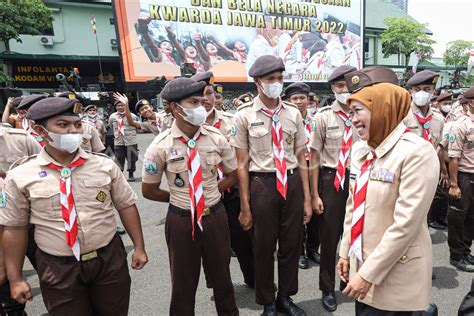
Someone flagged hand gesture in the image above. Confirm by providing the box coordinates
[113,92,129,107]
[131,248,148,270]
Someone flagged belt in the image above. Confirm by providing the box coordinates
[168,200,223,217]
[250,168,298,178]
[38,234,119,263]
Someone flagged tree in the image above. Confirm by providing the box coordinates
[443,40,473,69]
[380,17,435,67]
[0,0,53,53]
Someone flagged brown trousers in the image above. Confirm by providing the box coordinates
[250,170,304,305]
[165,202,238,316]
[35,234,131,316]
[319,167,349,292]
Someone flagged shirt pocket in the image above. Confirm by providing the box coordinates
[325,130,343,153]
[83,178,112,209]
[167,157,188,187]
[204,151,223,178]
[29,189,60,217]
[248,125,271,152]
[282,126,297,153]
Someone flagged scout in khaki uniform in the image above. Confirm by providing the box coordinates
[1,96,23,128]
[337,66,439,315]
[0,97,148,316]
[83,104,107,143]
[113,94,160,136]
[231,55,312,316]
[214,83,225,111]
[193,71,255,288]
[156,99,174,133]
[404,70,446,230]
[447,86,474,272]
[141,78,238,316]
[283,82,320,270]
[308,65,362,312]
[108,99,139,181]
[308,92,319,116]
[0,121,41,316]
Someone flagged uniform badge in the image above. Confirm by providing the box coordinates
[36,136,43,142]
[144,161,158,174]
[449,134,456,143]
[38,171,48,178]
[286,135,293,145]
[352,75,360,85]
[311,121,317,131]
[96,191,107,203]
[345,120,352,127]
[304,117,311,125]
[408,126,419,130]
[82,137,88,145]
[423,122,430,129]
[370,168,395,183]
[272,114,280,122]
[251,122,264,127]
[211,165,217,175]
[171,149,178,157]
[174,174,185,187]
[0,190,6,208]
[60,168,72,178]
[187,139,196,149]
[231,124,237,136]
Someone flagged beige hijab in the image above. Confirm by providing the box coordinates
[347,82,411,148]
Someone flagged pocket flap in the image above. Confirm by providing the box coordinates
[326,131,343,139]
[398,245,422,264]
[167,159,187,173]
[30,189,59,199]
[84,178,112,187]
[249,126,269,138]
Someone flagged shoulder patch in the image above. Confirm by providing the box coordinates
[9,154,38,171]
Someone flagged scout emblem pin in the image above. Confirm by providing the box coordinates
[272,114,280,122]
[61,168,72,178]
[188,139,196,149]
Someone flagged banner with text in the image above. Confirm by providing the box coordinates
[114,0,364,82]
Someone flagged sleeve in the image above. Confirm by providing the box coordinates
[132,114,140,122]
[26,134,42,155]
[357,143,439,285]
[294,110,307,148]
[219,135,237,173]
[139,122,151,133]
[229,111,248,149]
[110,161,138,210]
[108,114,114,127]
[0,176,30,226]
[141,142,166,184]
[448,124,464,158]
[309,112,325,152]
[90,127,106,152]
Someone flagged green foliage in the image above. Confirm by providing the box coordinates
[443,40,473,69]
[380,17,435,67]
[0,0,53,52]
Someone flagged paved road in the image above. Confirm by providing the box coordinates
[25,133,472,315]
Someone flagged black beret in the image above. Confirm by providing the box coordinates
[406,70,439,87]
[214,84,224,94]
[249,55,285,77]
[284,82,310,98]
[344,66,399,93]
[161,77,206,102]
[17,94,48,110]
[56,91,77,100]
[135,99,151,112]
[10,96,23,108]
[84,104,97,112]
[463,86,474,99]
[436,93,454,102]
[308,92,318,102]
[328,65,357,83]
[192,71,214,85]
[27,97,83,121]
[237,92,254,103]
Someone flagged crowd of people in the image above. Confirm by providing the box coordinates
[0,57,473,316]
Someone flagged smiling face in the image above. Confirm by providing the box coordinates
[206,43,218,55]
[139,104,153,118]
[234,41,246,51]
[160,41,173,54]
[349,100,371,141]
[185,45,197,58]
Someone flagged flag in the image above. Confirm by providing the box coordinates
[91,16,97,35]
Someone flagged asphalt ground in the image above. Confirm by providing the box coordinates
[24,133,473,315]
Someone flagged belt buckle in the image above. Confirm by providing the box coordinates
[81,251,98,261]
[288,169,295,175]
[203,207,211,216]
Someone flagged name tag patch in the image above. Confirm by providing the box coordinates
[327,126,339,130]
[408,126,419,130]
[145,161,158,174]
[169,156,185,162]
[251,121,265,127]
[370,168,395,183]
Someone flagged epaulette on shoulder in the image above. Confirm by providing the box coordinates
[9,154,38,171]
[319,106,332,112]
[4,128,28,135]
[220,111,234,118]
[237,101,253,111]
[283,101,297,108]
[203,125,222,135]
[154,129,171,144]
[403,130,423,144]
[91,152,113,160]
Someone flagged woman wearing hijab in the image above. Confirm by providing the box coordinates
[336,66,439,315]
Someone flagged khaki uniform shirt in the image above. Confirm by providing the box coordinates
[309,102,360,169]
[340,123,438,311]
[139,112,160,135]
[0,148,137,256]
[81,121,105,153]
[156,111,174,133]
[302,111,316,160]
[83,117,107,140]
[207,109,234,141]
[230,96,306,172]
[108,112,138,146]
[0,123,42,173]
[142,123,237,209]
[448,115,474,174]
[403,104,444,148]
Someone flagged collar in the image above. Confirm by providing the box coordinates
[371,122,407,159]
[37,147,92,167]
[209,108,223,126]
[331,101,350,115]
[170,122,208,140]
[411,103,433,117]
[253,95,286,112]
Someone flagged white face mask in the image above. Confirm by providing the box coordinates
[440,105,451,114]
[412,91,432,107]
[88,113,97,119]
[260,81,283,99]
[335,93,351,105]
[47,131,83,153]
[177,104,207,126]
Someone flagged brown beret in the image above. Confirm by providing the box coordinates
[436,93,454,102]
[328,65,357,83]
[17,94,48,110]
[344,66,399,93]
[249,55,285,77]
[135,99,150,112]
[28,97,83,121]
[192,71,215,85]
[84,104,97,112]
[10,96,23,108]
[55,91,77,100]
[237,92,254,103]
[161,77,206,102]
[463,86,474,99]
[284,82,310,98]
[308,92,318,102]
[460,97,469,105]
[406,70,439,87]
[214,84,223,94]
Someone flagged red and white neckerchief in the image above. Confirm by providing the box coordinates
[350,151,376,262]
[179,132,205,239]
[47,157,86,260]
[18,114,29,131]
[414,111,433,143]
[261,106,287,199]
[334,111,353,191]
[29,130,45,147]
[117,113,125,136]
[303,116,312,160]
